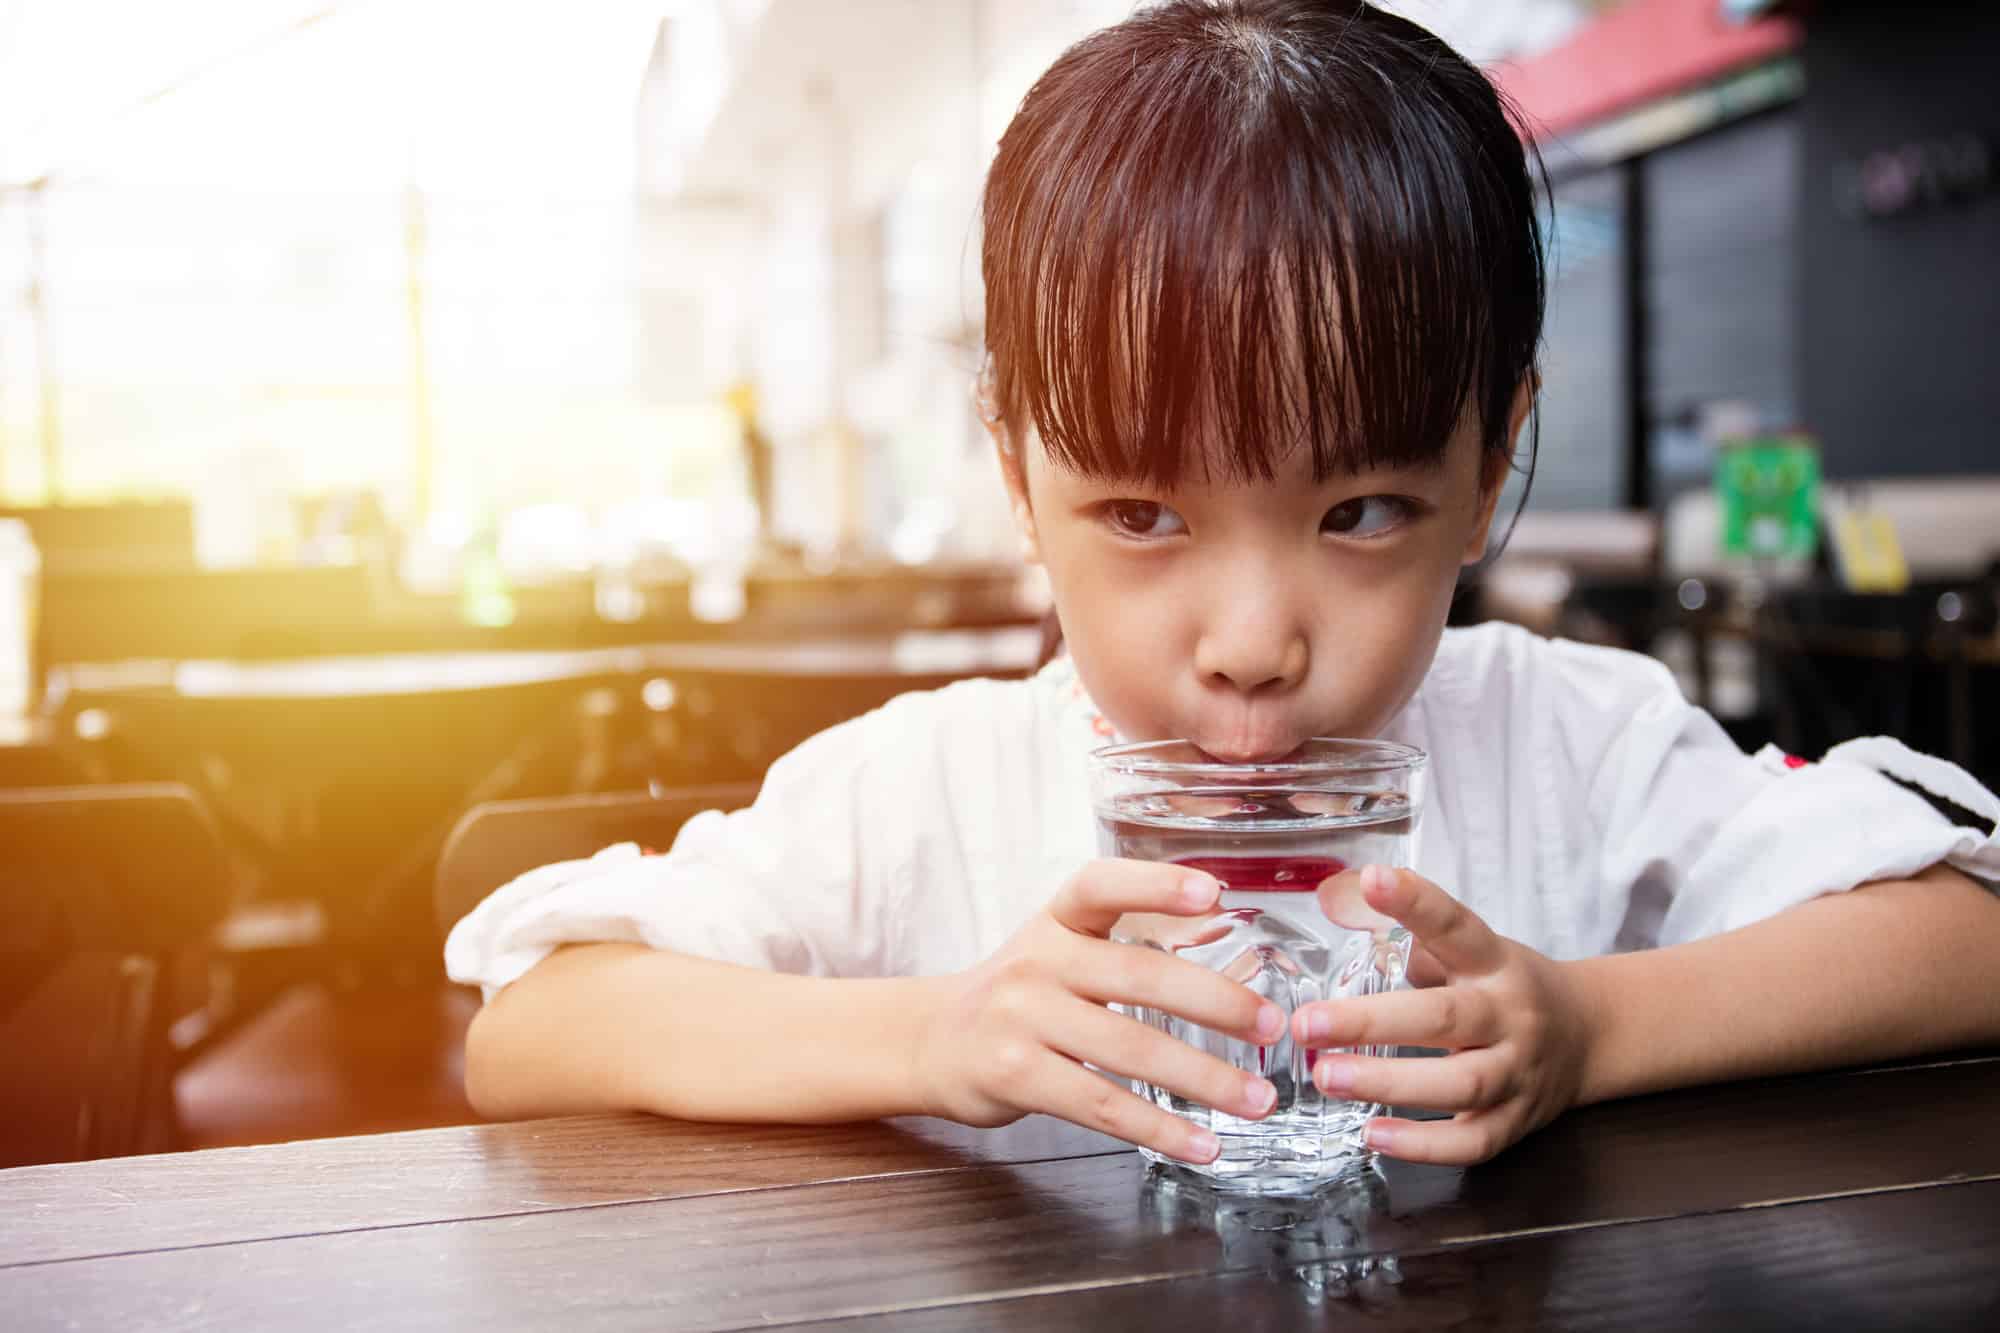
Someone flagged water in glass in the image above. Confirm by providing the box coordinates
[1097,784,1416,1191]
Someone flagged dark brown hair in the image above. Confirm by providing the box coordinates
[981,0,1547,494]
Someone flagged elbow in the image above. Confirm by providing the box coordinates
[457,945,667,1121]
[461,1001,520,1120]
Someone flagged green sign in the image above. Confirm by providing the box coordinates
[1718,436,1820,560]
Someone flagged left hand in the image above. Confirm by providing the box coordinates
[1293,864,1592,1165]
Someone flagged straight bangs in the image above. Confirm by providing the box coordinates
[981,1,1545,490]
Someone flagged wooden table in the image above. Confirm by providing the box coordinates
[6,1051,1998,1329]
[0,716,86,788]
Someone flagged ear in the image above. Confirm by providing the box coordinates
[1461,374,1538,566]
[976,374,1042,565]
[995,435,1042,566]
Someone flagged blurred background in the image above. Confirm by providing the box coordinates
[3,0,1995,1167]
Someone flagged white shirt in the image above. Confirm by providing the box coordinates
[446,622,2000,1000]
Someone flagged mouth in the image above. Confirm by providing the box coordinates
[1192,741,1308,766]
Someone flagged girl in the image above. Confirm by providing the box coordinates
[449,0,2000,1169]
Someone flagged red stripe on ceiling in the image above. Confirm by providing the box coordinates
[1489,0,1803,139]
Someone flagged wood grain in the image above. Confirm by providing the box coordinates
[0,1113,1120,1267]
[9,1058,2000,1332]
[1400,1053,2000,1242]
[6,1053,1998,1332]
[827,1177,2000,1332]
[13,1049,1989,1271]
[12,1158,1997,1332]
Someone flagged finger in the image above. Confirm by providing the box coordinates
[1407,944,1447,989]
[1315,866,1399,932]
[1364,1110,1518,1166]
[1359,866,1505,976]
[1310,1048,1515,1112]
[1067,936,1286,1045]
[1049,858,1221,937]
[1035,1051,1226,1164]
[1046,998,1278,1122]
[1293,984,1501,1051]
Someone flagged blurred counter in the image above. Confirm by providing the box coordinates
[30,558,1045,676]
[47,627,1042,703]
[32,622,1043,966]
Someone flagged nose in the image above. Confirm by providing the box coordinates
[1192,584,1310,695]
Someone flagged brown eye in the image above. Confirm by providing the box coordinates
[1322,496,1413,537]
[1103,500,1186,539]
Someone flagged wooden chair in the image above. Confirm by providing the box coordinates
[1763,579,1997,772]
[0,784,231,1166]
[433,784,760,939]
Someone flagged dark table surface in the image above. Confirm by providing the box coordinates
[5,1049,1998,1330]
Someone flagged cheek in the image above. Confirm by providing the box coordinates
[1311,560,1457,730]
[1056,577,1173,719]
[1039,539,1185,737]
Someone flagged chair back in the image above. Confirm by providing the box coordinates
[433,784,759,938]
[0,783,232,1165]
[0,783,231,956]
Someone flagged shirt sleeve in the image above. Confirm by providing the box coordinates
[442,688,945,1002]
[1568,642,2000,951]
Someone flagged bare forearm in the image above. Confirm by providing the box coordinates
[464,943,938,1123]
[1565,864,2000,1105]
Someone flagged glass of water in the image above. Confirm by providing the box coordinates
[1088,738,1425,1193]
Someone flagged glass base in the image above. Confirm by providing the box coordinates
[1137,1128,1378,1195]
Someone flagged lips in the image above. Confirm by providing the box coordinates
[1193,741,1308,765]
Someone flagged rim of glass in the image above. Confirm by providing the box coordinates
[1088,737,1426,777]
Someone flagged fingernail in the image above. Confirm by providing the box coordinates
[1361,864,1386,896]
[1187,1129,1221,1161]
[1244,1076,1277,1116]
[1366,1122,1397,1153]
[1316,1059,1355,1093]
[1297,1006,1330,1042]
[1179,873,1220,910]
[1254,1003,1285,1043]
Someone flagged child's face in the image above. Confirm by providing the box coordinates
[998,386,1528,758]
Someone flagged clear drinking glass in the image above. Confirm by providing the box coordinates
[1088,738,1426,1193]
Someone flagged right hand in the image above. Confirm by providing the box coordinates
[909,858,1286,1164]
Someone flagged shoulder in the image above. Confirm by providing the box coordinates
[843,671,1055,751]
[759,671,1057,796]
[1422,622,1712,818]
[1432,620,1680,700]
[745,670,1075,961]
[1429,621,1687,735]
